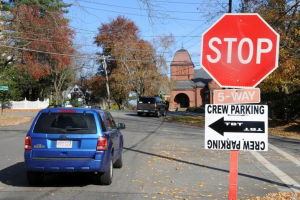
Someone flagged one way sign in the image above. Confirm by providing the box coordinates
[205,104,268,151]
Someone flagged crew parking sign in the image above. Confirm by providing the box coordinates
[205,104,268,151]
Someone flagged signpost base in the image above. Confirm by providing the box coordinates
[229,150,238,200]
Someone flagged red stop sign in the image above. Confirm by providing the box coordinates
[201,13,280,88]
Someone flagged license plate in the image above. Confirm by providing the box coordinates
[57,140,72,148]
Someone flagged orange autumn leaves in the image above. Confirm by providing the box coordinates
[10,4,75,80]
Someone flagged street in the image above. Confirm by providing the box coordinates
[0,110,299,200]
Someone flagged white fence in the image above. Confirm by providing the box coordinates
[1,98,49,109]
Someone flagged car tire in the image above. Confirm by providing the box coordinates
[98,158,113,185]
[156,110,160,118]
[26,171,43,186]
[137,112,142,116]
[162,110,167,116]
[113,146,123,168]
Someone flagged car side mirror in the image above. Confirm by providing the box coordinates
[118,123,126,130]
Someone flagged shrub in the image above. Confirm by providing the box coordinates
[187,106,197,112]
[261,91,300,123]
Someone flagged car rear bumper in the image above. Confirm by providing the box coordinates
[24,151,110,173]
[137,110,156,113]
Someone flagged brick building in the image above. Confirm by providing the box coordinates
[169,48,221,111]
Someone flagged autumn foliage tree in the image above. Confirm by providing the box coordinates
[2,2,75,103]
[239,0,300,122]
[93,16,174,108]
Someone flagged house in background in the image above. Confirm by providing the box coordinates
[169,48,221,111]
[62,85,86,106]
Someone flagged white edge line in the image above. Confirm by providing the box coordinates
[251,151,300,193]
[269,143,300,167]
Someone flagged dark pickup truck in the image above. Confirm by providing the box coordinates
[136,96,166,118]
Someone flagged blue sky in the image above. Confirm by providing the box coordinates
[66,0,238,73]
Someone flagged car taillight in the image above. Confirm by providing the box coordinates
[154,104,157,109]
[97,136,107,151]
[25,136,32,150]
[58,110,76,113]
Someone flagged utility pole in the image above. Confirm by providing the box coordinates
[0,0,3,76]
[0,0,2,43]
[228,0,232,13]
[100,55,111,110]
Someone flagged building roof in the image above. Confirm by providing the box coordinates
[192,68,212,86]
[170,48,194,67]
[173,68,213,90]
[173,80,195,90]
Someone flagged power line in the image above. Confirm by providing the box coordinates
[172,21,206,51]
[185,39,201,50]
[149,0,228,5]
[5,35,174,54]
[271,0,300,26]
[0,44,202,77]
[0,44,92,59]
[4,27,202,38]
[0,0,205,67]
[70,5,206,22]
[5,28,203,54]
[74,0,220,13]
[0,43,200,65]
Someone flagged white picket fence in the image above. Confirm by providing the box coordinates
[1,98,49,109]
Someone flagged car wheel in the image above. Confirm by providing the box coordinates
[98,158,113,185]
[162,110,167,116]
[113,146,123,168]
[137,112,142,116]
[156,110,160,118]
[26,171,43,186]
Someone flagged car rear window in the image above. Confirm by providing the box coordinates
[139,97,155,104]
[33,113,97,134]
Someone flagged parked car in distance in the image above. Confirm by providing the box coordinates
[136,96,166,117]
[24,107,125,185]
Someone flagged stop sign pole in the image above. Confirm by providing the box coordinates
[201,13,280,200]
[229,150,238,200]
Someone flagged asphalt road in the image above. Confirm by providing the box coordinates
[0,110,299,200]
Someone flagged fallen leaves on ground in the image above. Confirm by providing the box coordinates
[268,127,300,139]
[245,192,300,200]
[164,116,205,127]
[0,114,31,126]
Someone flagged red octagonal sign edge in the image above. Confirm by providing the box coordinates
[201,13,280,88]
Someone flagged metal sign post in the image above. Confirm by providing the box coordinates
[0,86,9,114]
[229,150,238,200]
[201,13,280,200]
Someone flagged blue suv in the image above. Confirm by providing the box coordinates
[24,107,125,185]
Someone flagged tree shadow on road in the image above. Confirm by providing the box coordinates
[124,147,300,192]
